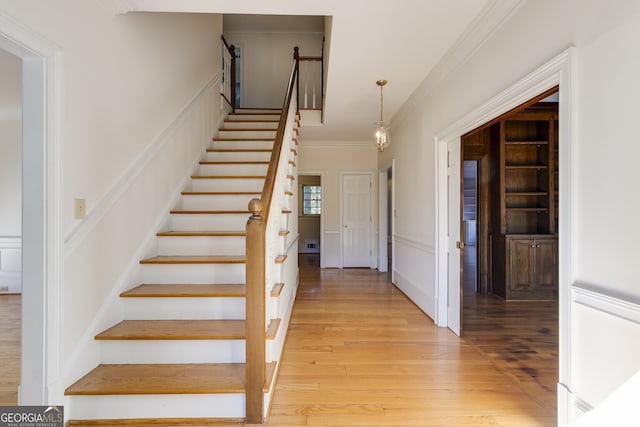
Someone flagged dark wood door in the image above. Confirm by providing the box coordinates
[533,238,557,291]
[508,238,533,292]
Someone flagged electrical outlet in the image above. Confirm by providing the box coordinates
[0,286,9,293]
[74,198,86,219]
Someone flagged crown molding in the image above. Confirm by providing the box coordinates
[395,0,528,121]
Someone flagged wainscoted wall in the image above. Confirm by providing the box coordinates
[394,235,436,320]
[0,237,21,293]
[571,283,640,412]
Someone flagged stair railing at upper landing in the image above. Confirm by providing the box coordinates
[244,46,299,425]
[221,35,236,112]
[297,37,325,123]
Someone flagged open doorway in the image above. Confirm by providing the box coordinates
[377,163,394,277]
[298,174,322,268]
[462,160,477,294]
[460,89,560,419]
[0,24,62,405]
[0,46,22,405]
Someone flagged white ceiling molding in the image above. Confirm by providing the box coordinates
[395,0,528,121]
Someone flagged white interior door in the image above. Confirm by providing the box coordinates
[447,139,462,336]
[342,173,372,267]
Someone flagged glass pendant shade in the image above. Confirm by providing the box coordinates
[374,120,390,152]
[374,79,390,152]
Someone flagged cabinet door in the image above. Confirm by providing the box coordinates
[508,238,533,292]
[533,238,557,290]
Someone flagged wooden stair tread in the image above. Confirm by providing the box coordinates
[170,210,250,215]
[224,119,279,123]
[213,138,275,142]
[199,161,269,165]
[271,283,284,297]
[140,256,245,265]
[216,128,276,132]
[66,417,244,426]
[206,149,272,153]
[96,319,280,340]
[190,175,266,179]
[181,191,261,196]
[274,255,287,264]
[96,319,248,340]
[65,362,277,395]
[156,231,246,237]
[121,284,245,298]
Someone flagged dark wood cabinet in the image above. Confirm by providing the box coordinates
[490,103,559,300]
[492,234,557,299]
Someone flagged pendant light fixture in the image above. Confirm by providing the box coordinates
[374,79,390,152]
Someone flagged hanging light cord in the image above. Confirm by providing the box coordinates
[376,79,387,122]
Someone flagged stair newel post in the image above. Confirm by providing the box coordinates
[294,46,300,114]
[245,198,266,425]
[230,44,237,112]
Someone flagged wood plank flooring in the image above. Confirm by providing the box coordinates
[266,256,557,426]
[0,294,20,405]
[0,258,557,425]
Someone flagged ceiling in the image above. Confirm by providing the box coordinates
[110,0,514,142]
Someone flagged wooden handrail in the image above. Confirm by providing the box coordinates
[260,46,299,223]
[220,35,236,111]
[244,46,299,425]
[299,56,322,61]
[221,35,233,54]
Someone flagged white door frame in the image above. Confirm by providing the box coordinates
[434,48,576,423]
[297,171,324,267]
[340,171,375,269]
[445,139,462,336]
[378,160,395,279]
[1,14,63,404]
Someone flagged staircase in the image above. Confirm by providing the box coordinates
[64,108,299,426]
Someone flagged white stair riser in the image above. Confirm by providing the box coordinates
[204,151,271,162]
[227,114,280,121]
[170,213,250,231]
[223,121,278,129]
[157,236,246,256]
[211,140,274,150]
[197,163,269,176]
[180,194,256,211]
[123,297,245,320]
[140,264,245,284]
[217,130,276,139]
[66,394,244,420]
[189,178,264,193]
[100,340,246,364]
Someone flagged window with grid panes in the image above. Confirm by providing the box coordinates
[302,185,321,215]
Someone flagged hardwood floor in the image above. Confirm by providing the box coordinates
[0,258,557,426]
[0,294,20,405]
[267,256,557,426]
